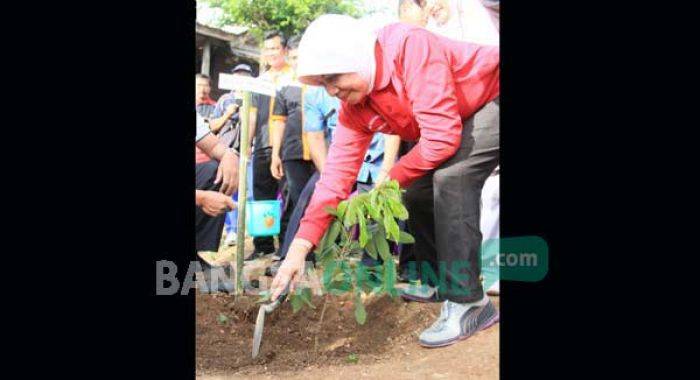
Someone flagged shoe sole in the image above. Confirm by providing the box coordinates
[401,293,438,303]
[245,252,272,261]
[419,302,500,348]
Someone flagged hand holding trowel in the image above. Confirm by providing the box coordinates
[252,282,290,359]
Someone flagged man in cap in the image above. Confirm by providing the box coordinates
[209,63,254,246]
[209,63,254,137]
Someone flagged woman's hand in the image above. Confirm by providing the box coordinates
[269,239,312,301]
[374,135,399,188]
[373,168,390,188]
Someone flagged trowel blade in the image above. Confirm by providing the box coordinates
[251,284,289,358]
[251,305,267,358]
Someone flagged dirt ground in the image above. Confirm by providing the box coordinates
[196,235,499,379]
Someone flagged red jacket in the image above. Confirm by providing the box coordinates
[296,23,500,246]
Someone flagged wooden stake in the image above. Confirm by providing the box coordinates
[235,91,251,295]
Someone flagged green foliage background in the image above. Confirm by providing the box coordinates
[207,0,364,41]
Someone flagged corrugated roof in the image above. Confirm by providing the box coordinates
[196,22,259,60]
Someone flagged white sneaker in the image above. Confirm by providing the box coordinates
[419,296,499,347]
[224,232,237,246]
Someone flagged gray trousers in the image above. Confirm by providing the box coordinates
[403,98,500,303]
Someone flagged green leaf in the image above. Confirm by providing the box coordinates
[333,271,348,282]
[327,278,351,294]
[316,244,331,264]
[387,198,409,220]
[354,294,367,325]
[366,202,381,221]
[290,293,303,313]
[321,259,338,286]
[214,0,363,41]
[383,211,400,243]
[398,231,415,244]
[326,220,342,247]
[358,210,369,248]
[358,264,382,292]
[343,206,358,227]
[354,193,370,205]
[336,201,348,219]
[382,186,402,205]
[300,288,316,309]
[318,245,339,269]
[323,206,338,216]
[354,263,368,287]
[346,353,359,364]
[217,313,229,325]
[342,259,354,277]
[313,226,328,257]
[323,260,352,293]
[370,189,378,208]
[317,220,342,265]
[365,233,379,259]
[376,230,392,262]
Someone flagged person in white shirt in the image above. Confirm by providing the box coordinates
[399,0,499,46]
[426,0,499,46]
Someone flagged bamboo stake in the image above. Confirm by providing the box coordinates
[235,91,251,295]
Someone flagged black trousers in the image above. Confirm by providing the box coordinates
[252,148,289,253]
[404,98,499,303]
[278,171,320,260]
[195,160,226,252]
[283,159,316,210]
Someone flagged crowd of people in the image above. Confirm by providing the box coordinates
[195,0,500,348]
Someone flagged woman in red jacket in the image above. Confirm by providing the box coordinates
[270,14,500,347]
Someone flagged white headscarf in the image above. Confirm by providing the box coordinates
[297,14,378,94]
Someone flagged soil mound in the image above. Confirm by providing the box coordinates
[196,292,443,374]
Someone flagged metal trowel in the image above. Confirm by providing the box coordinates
[251,285,289,359]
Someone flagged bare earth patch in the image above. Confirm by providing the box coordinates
[196,292,499,379]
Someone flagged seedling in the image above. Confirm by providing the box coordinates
[346,353,359,364]
[285,179,415,324]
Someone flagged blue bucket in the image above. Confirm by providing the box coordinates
[245,200,281,237]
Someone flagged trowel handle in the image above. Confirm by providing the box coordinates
[265,299,281,313]
[265,283,290,312]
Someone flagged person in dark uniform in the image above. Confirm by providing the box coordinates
[269,36,316,229]
[247,31,295,259]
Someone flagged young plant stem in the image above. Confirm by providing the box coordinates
[313,294,330,353]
